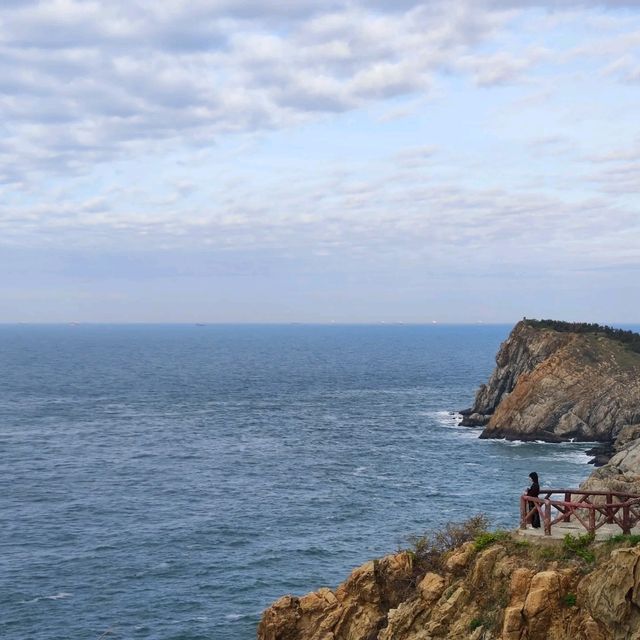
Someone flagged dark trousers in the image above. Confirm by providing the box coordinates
[528,502,541,528]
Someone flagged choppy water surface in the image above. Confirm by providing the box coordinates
[2,324,599,639]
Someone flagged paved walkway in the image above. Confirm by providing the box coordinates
[517,521,640,541]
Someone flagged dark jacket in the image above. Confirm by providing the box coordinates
[526,482,540,498]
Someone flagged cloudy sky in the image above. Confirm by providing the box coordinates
[1,0,639,323]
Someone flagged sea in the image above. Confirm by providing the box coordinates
[1,324,614,640]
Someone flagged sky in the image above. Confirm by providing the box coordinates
[1,0,639,324]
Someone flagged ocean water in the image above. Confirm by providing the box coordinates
[2,324,600,640]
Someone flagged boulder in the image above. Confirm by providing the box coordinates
[580,546,640,639]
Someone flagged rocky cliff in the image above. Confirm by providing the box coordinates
[461,320,640,443]
[258,534,640,640]
[257,319,640,640]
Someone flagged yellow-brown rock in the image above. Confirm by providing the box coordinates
[522,570,562,639]
[259,534,640,640]
[443,541,475,573]
[257,552,414,640]
[579,546,640,639]
[417,572,445,604]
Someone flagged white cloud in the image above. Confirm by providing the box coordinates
[0,1,519,184]
[0,0,639,283]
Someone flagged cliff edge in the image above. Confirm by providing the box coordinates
[461,320,640,443]
[258,532,640,640]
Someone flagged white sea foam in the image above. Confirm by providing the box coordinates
[21,592,73,604]
[225,613,246,621]
[553,450,591,464]
[432,410,463,426]
[430,410,483,440]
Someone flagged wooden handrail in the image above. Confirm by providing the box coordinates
[520,489,640,536]
[528,496,640,510]
[539,488,640,499]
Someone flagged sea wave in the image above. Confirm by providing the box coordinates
[21,592,73,604]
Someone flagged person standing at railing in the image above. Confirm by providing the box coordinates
[526,472,541,528]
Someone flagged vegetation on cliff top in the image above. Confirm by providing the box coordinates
[405,514,490,575]
[405,516,640,582]
[524,318,640,354]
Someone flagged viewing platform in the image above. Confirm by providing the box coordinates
[519,489,640,540]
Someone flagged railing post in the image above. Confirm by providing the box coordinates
[606,493,614,524]
[520,495,527,529]
[623,504,631,535]
[589,508,596,535]
[564,492,571,522]
[544,499,551,536]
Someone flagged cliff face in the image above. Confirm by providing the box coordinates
[462,320,640,443]
[258,538,640,640]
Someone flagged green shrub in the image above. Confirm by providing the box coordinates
[535,545,561,561]
[474,530,510,551]
[608,534,640,546]
[564,592,577,607]
[469,618,484,630]
[563,533,595,563]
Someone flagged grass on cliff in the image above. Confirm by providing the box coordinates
[607,533,640,546]
[405,516,523,576]
[562,533,596,563]
[405,515,640,585]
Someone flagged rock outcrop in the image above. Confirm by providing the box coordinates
[581,431,640,495]
[258,539,640,640]
[258,553,414,640]
[461,320,640,443]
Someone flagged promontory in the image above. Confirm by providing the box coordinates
[460,319,640,444]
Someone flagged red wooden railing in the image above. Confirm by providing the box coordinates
[520,489,640,536]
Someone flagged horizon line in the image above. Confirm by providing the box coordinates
[1,320,639,327]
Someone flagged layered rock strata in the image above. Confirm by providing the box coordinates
[461,321,640,443]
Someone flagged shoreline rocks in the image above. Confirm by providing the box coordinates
[258,539,640,640]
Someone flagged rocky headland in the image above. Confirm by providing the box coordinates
[258,319,640,640]
[460,319,640,446]
[258,531,640,640]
